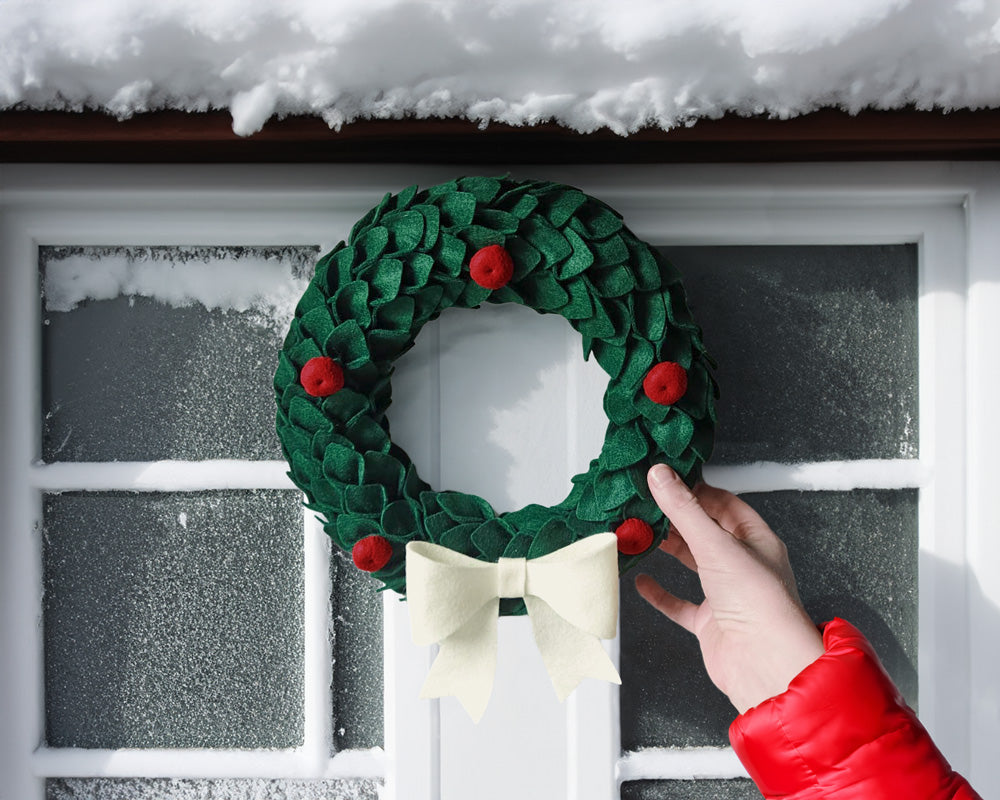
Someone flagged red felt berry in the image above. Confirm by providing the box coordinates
[643,361,688,405]
[615,518,655,555]
[352,535,393,572]
[300,357,344,397]
[469,244,514,289]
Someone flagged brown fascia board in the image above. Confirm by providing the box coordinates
[2,107,1000,163]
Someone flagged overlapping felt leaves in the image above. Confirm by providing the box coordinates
[275,177,717,614]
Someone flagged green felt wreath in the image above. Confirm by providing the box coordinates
[275,176,717,615]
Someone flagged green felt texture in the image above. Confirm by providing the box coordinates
[275,176,717,612]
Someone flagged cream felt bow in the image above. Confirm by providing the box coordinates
[405,532,622,722]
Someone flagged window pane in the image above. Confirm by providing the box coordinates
[40,245,316,462]
[46,779,382,800]
[43,491,304,749]
[620,489,918,749]
[331,550,384,751]
[662,245,918,464]
[621,780,761,800]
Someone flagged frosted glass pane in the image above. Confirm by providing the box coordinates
[662,245,918,464]
[40,245,317,462]
[621,780,761,800]
[331,549,384,751]
[43,491,304,749]
[620,489,918,749]
[47,779,381,800]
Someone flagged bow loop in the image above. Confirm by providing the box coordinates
[406,532,622,722]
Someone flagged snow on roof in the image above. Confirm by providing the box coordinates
[3,0,999,137]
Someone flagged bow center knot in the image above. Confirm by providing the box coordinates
[497,557,527,598]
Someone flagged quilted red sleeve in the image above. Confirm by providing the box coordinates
[729,618,981,800]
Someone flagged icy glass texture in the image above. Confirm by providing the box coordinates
[662,244,918,464]
[330,549,384,751]
[43,491,304,749]
[40,245,317,462]
[621,780,761,800]
[46,779,382,800]
[620,489,918,750]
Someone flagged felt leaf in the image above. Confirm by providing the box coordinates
[402,464,428,500]
[322,388,370,424]
[381,499,421,539]
[367,329,412,361]
[502,503,552,535]
[604,383,641,424]
[520,272,569,311]
[395,183,419,210]
[561,279,594,320]
[637,394,672,424]
[575,484,607,522]
[471,519,513,561]
[458,176,502,204]
[600,424,648,470]
[374,295,415,332]
[509,194,539,219]
[274,352,297,391]
[419,490,443,517]
[326,319,370,367]
[363,451,405,495]
[630,244,663,292]
[621,495,664,526]
[633,291,667,341]
[287,338,323,369]
[591,235,629,267]
[657,334,694,369]
[545,190,586,228]
[489,285,525,305]
[591,339,626,378]
[521,217,572,264]
[412,284,446,325]
[476,208,520,234]
[358,259,403,303]
[528,520,573,558]
[576,294,616,338]
[289,396,329,434]
[336,515,382,547]
[385,209,425,252]
[580,204,623,238]
[665,283,699,330]
[411,204,440,248]
[458,225,503,251]
[350,193,389,242]
[440,523,478,556]
[329,244,358,285]
[457,280,492,307]
[620,339,655,389]
[405,253,435,288]
[310,428,354,459]
[503,535,533,558]
[594,469,635,511]
[440,191,477,228]
[689,419,716,461]
[309,480,344,513]
[425,510,458,540]
[649,412,696,458]
[590,263,636,297]
[557,227,595,280]
[356,226,389,262]
[507,237,542,280]
[425,179,458,201]
[295,282,328,316]
[433,233,467,277]
[344,416,391,454]
[334,281,371,328]
[438,491,494,522]
[676,363,710,419]
[322,442,364,485]
[345,483,388,516]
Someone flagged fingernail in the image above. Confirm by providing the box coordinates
[648,464,676,490]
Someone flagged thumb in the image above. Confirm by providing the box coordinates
[647,464,736,564]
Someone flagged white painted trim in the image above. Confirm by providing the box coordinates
[303,510,335,772]
[30,746,385,780]
[30,460,296,491]
[617,748,748,782]
[704,460,926,494]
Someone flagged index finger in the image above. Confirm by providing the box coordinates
[647,464,739,563]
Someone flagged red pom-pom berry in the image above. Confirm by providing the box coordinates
[469,244,514,289]
[352,535,393,572]
[300,357,344,397]
[643,361,688,406]
[615,518,655,555]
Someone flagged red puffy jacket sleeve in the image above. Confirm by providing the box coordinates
[729,618,981,800]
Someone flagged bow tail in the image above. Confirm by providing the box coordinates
[524,596,622,701]
[419,600,500,723]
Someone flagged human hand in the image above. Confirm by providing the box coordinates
[635,464,825,714]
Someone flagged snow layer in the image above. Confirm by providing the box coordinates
[3,0,1000,136]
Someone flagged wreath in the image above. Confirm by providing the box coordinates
[274,176,716,615]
